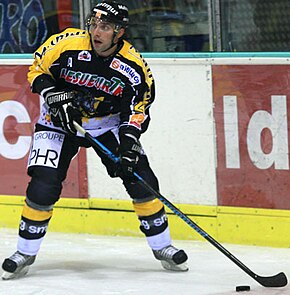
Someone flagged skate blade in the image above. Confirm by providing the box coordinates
[161,260,189,272]
[2,266,30,280]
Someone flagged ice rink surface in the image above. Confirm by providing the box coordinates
[0,227,290,295]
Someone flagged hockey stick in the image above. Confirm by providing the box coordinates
[73,121,287,288]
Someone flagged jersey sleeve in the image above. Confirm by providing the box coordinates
[27,28,88,94]
[118,42,155,134]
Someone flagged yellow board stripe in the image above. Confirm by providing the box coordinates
[133,199,163,216]
[2,196,290,247]
[22,203,53,221]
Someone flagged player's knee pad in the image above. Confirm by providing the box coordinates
[133,198,168,237]
[26,166,62,206]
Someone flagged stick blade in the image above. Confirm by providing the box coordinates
[256,272,288,288]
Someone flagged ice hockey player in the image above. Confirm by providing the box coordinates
[2,0,188,279]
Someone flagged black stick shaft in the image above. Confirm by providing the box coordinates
[73,121,287,288]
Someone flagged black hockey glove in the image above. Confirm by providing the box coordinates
[45,90,82,135]
[118,126,142,179]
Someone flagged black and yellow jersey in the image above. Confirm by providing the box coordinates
[28,28,155,134]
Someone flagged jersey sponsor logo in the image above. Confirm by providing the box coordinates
[110,58,141,86]
[60,68,125,96]
[140,213,168,230]
[78,50,91,62]
[128,113,145,129]
[20,220,48,234]
[27,131,65,168]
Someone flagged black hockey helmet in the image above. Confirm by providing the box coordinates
[87,1,129,29]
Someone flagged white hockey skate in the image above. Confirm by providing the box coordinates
[153,245,188,272]
[2,251,36,280]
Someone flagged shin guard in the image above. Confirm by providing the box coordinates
[133,199,172,249]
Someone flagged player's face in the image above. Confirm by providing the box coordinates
[89,17,116,56]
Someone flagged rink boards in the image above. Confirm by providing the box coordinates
[1,54,290,247]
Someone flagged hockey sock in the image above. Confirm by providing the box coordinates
[133,199,171,250]
[17,200,53,256]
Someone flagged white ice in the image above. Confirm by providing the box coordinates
[0,227,290,295]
